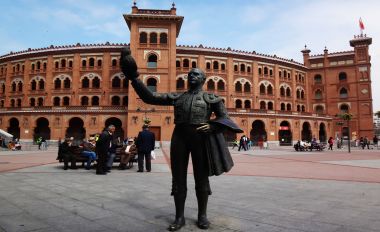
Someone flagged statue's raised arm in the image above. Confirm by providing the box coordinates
[120,48,172,106]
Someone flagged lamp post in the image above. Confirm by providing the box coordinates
[336,113,353,153]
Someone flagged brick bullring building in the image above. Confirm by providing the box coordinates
[0,4,374,145]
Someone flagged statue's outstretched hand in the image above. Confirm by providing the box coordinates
[196,123,216,133]
[120,47,139,80]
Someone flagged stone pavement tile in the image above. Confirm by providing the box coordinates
[0,199,23,216]
[43,215,108,232]
[0,213,50,232]
[97,214,167,232]
[22,201,72,220]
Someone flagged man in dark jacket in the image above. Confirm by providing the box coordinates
[59,137,76,170]
[121,48,242,231]
[135,124,155,172]
[95,125,115,175]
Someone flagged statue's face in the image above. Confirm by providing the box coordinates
[187,68,205,88]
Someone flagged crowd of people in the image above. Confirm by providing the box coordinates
[56,124,156,175]
[232,135,267,151]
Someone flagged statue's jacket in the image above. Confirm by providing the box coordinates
[131,79,243,176]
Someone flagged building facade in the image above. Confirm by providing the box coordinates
[0,4,373,144]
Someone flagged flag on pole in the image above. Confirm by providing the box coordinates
[359,17,365,30]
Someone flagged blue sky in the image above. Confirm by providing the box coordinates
[1,0,379,111]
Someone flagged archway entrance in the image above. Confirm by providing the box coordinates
[34,117,51,141]
[250,120,267,145]
[279,121,292,146]
[319,123,326,142]
[105,117,124,140]
[66,117,86,141]
[7,118,20,139]
[301,122,312,141]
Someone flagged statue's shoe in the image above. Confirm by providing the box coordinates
[197,215,210,230]
[168,217,185,231]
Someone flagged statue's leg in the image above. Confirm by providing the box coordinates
[168,127,189,231]
[191,134,211,230]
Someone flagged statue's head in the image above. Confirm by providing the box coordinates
[187,68,206,89]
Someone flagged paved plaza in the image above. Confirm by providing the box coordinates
[0,145,380,232]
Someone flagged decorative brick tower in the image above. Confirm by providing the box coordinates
[123,3,184,140]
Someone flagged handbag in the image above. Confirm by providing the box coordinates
[150,150,156,160]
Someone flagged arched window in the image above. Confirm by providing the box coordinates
[339,88,348,98]
[112,59,117,67]
[339,72,347,81]
[260,84,266,94]
[221,63,225,70]
[53,97,60,106]
[258,67,262,75]
[176,60,180,68]
[183,59,189,68]
[37,97,43,106]
[139,32,147,43]
[296,90,300,99]
[64,78,71,89]
[12,82,16,92]
[82,77,89,88]
[55,61,59,69]
[301,90,305,99]
[111,96,120,106]
[31,80,37,90]
[54,79,61,89]
[315,105,324,114]
[30,98,35,107]
[267,85,273,95]
[89,58,95,67]
[235,82,242,92]
[206,62,211,70]
[217,80,225,91]
[240,64,245,72]
[286,88,291,97]
[260,101,266,110]
[147,78,157,92]
[82,60,87,67]
[10,99,15,107]
[1,84,4,93]
[247,66,251,73]
[68,61,72,68]
[17,99,21,107]
[213,61,219,70]
[192,61,197,68]
[147,54,158,68]
[297,105,301,112]
[122,96,128,106]
[315,89,322,99]
[97,60,102,67]
[265,101,272,110]
[92,76,100,88]
[63,97,70,106]
[280,87,285,96]
[280,103,286,111]
[264,67,268,75]
[81,96,89,106]
[112,76,121,88]
[17,82,22,92]
[31,63,35,71]
[36,62,41,70]
[235,99,242,109]
[287,103,291,111]
[39,79,45,90]
[244,82,251,93]
[234,65,238,72]
[160,33,167,44]
[314,74,322,83]
[207,80,215,91]
[150,32,157,43]
[61,59,66,68]
[270,69,273,76]
[244,100,251,109]
[91,96,99,106]
[340,104,349,113]
[176,78,185,90]
[0,100,4,108]
[301,105,305,112]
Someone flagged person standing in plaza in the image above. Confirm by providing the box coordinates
[328,137,334,150]
[238,135,247,151]
[96,125,115,175]
[373,135,378,149]
[135,124,155,172]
